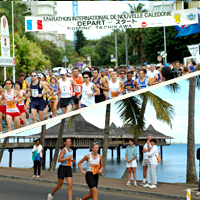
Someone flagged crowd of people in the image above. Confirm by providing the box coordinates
[0,60,198,134]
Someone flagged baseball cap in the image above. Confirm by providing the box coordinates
[84,68,90,71]
[109,68,114,72]
[54,72,60,77]
[156,63,162,67]
[144,62,147,65]
[164,63,169,67]
[38,73,43,78]
[60,69,67,75]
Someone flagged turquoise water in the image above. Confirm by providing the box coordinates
[0,144,199,183]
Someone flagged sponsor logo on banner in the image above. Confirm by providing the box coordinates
[174,13,181,24]
[141,22,147,27]
[187,13,195,21]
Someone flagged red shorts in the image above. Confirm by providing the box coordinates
[17,105,26,114]
[6,112,20,120]
[0,105,6,114]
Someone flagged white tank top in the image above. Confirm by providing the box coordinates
[81,82,95,107]
[86,154,100,172]
[18,90,25,106]
[60,78,72,98]
[108,79,122,99]
[5,89,20,113]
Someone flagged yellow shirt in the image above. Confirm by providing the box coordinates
[22,80,27,90]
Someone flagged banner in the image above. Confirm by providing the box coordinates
[187,44,199,57]
[25,8,198,33]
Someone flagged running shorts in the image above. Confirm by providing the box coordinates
[60,97,74,108]
[17,105,26,114]
[95,95,105,103]
[31,99,46,111]
[6,112,20,120]
[58,165,72,179]
[85,172,99,189]
[0,105,6,114]
[73,95,81,105]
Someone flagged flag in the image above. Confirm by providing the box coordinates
[26,19,43,31]
[174,7,200,39]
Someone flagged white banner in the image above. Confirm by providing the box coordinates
[187,44,199,57]
[25,8,198,32]
[0,57,15,66]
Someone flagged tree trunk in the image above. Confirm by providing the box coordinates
[40,125,46,170]
[102,104,111,176]
[187,77,198,183]
[48,119,65,172]
[0,137,9,162]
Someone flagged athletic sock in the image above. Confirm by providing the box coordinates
[134,181,136,184]
[143,179,146,183]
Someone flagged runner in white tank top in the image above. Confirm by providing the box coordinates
[77,71,99,108]
[15,81,27,126]
[1,79,24,132]
[108,71,124,99]
[77,143,103,200]
[55,69,78,114]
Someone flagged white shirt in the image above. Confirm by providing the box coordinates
[147,145,158,164]
[143,143,152,159]
[147,70,159,79]
[32,144,43,158]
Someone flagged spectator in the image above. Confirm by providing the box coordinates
[161,67,174,81]
[182,66,189,75]
[190,61,196,72]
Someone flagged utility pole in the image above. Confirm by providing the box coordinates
[125,33,128,66]
[115,34,118,67]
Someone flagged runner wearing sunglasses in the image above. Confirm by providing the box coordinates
[77,142,103,200]
[27,72,50,124]
[0,79,24,132]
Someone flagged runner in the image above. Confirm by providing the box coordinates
[108,71,124,99]
[15,81,27,126]
[92,68,108,103]
[47,138,75,200]
[76,142,103,200]
[119,69,127,83]
[77,71,99,108]
[146,64,158,84]
[0,79,24,132]
[151,66,163,85]
[55,69,78,114]
[49,76,58,118]
[137,69,150,89]
[124,71,140,94]
[27,72,50,124]
[72,67,83,110]
[0,84,6,134]
[47,69,54,84]
[100,69,108,83]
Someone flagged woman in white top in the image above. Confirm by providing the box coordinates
[143,139,159,189]
[108,71,124,99]
[0,79,24,132]
[77,71,99,108]
[77,142,103,200]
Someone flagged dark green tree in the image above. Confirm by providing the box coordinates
[75,30,87,55]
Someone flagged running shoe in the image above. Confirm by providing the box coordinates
[140,181,146,186]
[149,185,157,189]
[143,183,150,188]
[45,116,48,120]
[196,191,200,196]
[19,117,25,125]
[126,181,131,186]
[32,175,36,178]
[26,112,29,119]
[50,113,53,118]
[47,193,53,200]
[37,118,41,122]
[36,175,40,178]
[134,182,137,187]
[76,198,81,200]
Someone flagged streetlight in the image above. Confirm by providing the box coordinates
[62,56,69,68]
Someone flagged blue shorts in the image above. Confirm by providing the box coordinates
[81,104,87,108]
[31,99,45,111]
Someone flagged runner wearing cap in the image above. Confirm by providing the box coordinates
[91,68,108,103]
[108,70,124,99]
[72,67,83,110]
[0,79,24,132]
[55,69,78,114]
[27,72,50,124]
[77,71,99,108]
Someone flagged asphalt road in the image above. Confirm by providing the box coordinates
[0,178,167,200]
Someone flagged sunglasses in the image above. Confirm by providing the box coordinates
[83,76,89,79]
[120,73,125,75]
[6,83,11,85]
[31,75,37,77]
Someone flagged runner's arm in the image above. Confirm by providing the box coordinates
[78,155,89,174]
[134,80,140,90]
[47,83,54,96]
[58,149,73,163]
[14,91,23,103]
[100,79,109,92]
[92,84,100,96]
[41,82,50,95]
[71,79,78,95]
[26,81,30,90]
[98,155,104,173]
[118,81,124,94]
[54,80,60,96]
[0,92,5,105]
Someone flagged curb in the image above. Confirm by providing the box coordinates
[0,174,199,200]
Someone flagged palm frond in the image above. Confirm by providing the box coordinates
[67,114,78,131]
[165,82,180,93]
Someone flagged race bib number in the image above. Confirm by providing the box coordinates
[61,86,69,94]
[7,100,15,109]
[92,164,100,175]
[111,91,118,98]
[76,85,82,93]
[18,97,23,104]
[66,159,71,166]
[50,96,56,102]
[125,89,132,94]
[32,89,38,97]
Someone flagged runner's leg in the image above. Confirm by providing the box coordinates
[65,105,72,113]
[81,191,93,200]
[38,110,44,121]
[90,187,98,200]
[66,177,73,200]
[0,112,3,132]
[14,116,21,129]
[51,178,64,196]
[53,100,58,117]
[31,108,38,124]
[6,115,13,132]
[20,112,26,124]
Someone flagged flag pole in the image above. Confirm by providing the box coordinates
[12,1,15,82]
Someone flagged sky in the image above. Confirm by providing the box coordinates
[56,1,150,40]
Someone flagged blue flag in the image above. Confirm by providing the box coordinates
[174,7,200,39]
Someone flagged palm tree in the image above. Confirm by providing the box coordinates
[123,3,148,63]
[187,76,198,183]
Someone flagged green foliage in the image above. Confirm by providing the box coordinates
[142,26,200,63]
[75,30,87,55]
